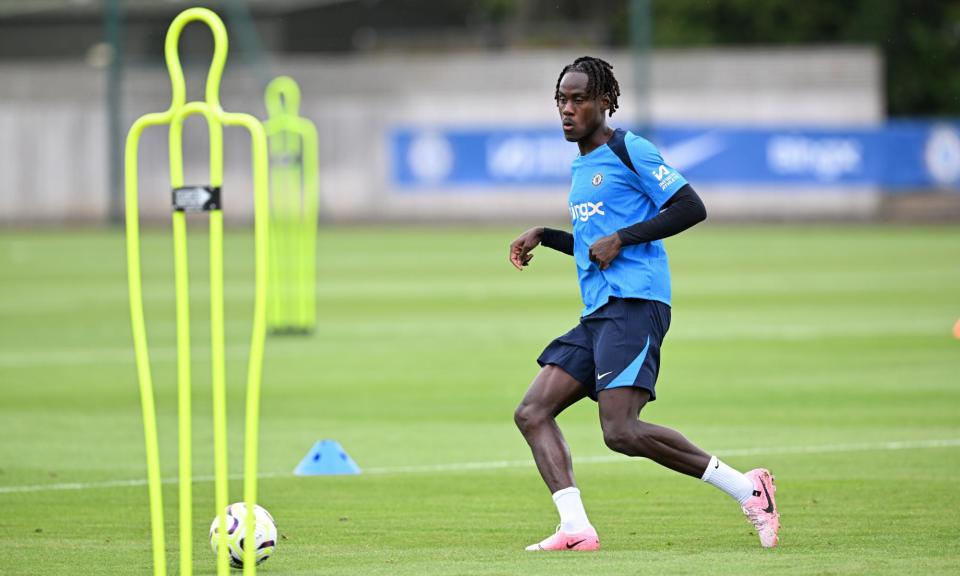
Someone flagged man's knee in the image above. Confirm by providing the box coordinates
[514,402,548,435]
[602,426,630,454]
[602,423,645,456]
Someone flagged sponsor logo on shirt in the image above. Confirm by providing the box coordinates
[570,201,605,222]
[651,164,681,191]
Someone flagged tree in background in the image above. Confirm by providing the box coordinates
[478,0,960,116]
[645,0,960,117]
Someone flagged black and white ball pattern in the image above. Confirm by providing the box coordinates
[209,503,277,568]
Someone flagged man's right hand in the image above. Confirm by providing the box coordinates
[509,227,544,270]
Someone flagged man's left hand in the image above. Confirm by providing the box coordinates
[589,233,623,270]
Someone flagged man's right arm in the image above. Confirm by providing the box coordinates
[509,226,573,271]
[540,227,574,256]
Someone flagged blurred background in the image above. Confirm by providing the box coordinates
[2,0,959,226]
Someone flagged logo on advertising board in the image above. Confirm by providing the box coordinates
[924,124,960,188]
[485,136,574,182]
[407,132,454,184]
[766,136,863,181]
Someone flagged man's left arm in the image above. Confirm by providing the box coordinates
[588,184,707,270]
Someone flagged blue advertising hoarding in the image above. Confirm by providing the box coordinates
[390,121,960,193]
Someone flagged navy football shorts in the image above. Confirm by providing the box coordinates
[537,297,671,402]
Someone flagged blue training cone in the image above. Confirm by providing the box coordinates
[293,440,361,475]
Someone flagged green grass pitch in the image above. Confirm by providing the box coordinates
[1,225,958,575]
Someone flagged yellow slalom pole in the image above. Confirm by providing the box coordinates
[171,209,192,576]
[125,112,170,576]
[300,120,319,329]
[223,109,270,574]
[167,105,210,576]
[264,76,320,333]
[124,7,269,576]
[265,80,296,331]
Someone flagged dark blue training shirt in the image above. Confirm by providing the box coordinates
[568,129,688,316]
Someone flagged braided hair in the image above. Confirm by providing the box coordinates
[554,56,621,116]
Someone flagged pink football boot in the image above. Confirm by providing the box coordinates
[525,525,600,551]
[742,468,780,548]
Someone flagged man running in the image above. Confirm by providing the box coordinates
[509,56,780,552]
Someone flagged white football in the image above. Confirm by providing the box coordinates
[209,502,277,568]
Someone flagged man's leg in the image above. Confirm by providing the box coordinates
[597,387,780,547]
[515,364,599,551]
[597,387,709,476]
[514,364,587,492]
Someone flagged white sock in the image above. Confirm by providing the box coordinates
[552,487,591,533]
[701,456,755,505]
